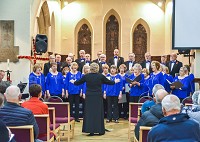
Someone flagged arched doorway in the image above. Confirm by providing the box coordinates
[106,15,119,60]
[133,24,147,63]
[77,24,91,58]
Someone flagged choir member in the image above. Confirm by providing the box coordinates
[108,49,124,68]
[184,65,195,96]
[161,55,167,65]
[98,54,108,73]
[124,53,136,71]
[104,65,122,123]
[166,53,183,77]
[43,54,56,76]
[129,64,145,102]
[141,52,152,73]
[162,65,173,93]
[148,61,164,96]
[142,68,151,96]
[29,64,45,96]
[74,63,116,136]
[65,62,82,122]
[93,51,103,63]
[171,67,189,101]
[46,62,65,98]
[118,64,128,119]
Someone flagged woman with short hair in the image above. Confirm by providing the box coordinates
[74,63,118,136]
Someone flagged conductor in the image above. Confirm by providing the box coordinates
[74,63,119,136]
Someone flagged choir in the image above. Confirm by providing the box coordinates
[28,49,194,121]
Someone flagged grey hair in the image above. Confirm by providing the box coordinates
[162,94,181,112]
[155,89,168,103]
[152,84,164,95]
[133,63,142,72]
[90,63,99,73]
[5,85,20,100]
[192,91,200,105]
[100,54,106,58]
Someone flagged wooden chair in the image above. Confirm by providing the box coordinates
[182,96,193,105]
[48,96,63,102]
[139,126,152,142]
[48,107,60,142]
[34,114,54,142]
[138,96,153,103]
[8,125,34,142]
[128,103,143,142]
[45,102,75,142]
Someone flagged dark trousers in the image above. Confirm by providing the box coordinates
[130,96,140,103]
[68,94,80,120]
[107,96,119,120]
[122,93,130,118]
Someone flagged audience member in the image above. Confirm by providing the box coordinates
[0,70,10,88]
[21,84,48,114]
[148,94,200,142]
[135,89,168,140]
[141,84,164,114]
[0,119,9,142]
[0,86,39,140]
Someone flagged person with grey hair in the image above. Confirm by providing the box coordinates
[74,63,119,136]
[148,94,200,142]
[141,84,165,114]
[135,89,168,140]
[98,54,108,73]
[124,53,136,71]
[0,86,40,141]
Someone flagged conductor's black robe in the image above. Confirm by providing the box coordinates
[74,73,115,134]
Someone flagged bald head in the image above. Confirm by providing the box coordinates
[155,89,168,103]
[5,85,20,103]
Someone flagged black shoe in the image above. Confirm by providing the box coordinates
[75,119,80,122]
[106,120,111,123]
[114,120,119,123]
[87,133,94,136]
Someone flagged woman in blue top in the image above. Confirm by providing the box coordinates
[129,64,144,102]
[141,68,151,96]
[104,65,122,123]
[46,62,64,97]
[171,67,190,101]
[163,66,173,93]
[184,65,195,96]
[29,64,45,96]
[148,61,164,95]
[65,62,82,122]
[62,66,70,101]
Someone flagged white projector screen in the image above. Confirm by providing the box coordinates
[172,0,200,49]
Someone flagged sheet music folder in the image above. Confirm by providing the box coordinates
[125,75,142,83]
[166,79,183,89]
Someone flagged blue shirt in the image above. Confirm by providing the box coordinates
[142,76,151,96]
[29,72,45,95]
[149,72,164,95]
[65,71,82,95]
[163,73,173,93]
[129,74,145,97]
[172,76,189,99]
[102,73,110,94]
[46,72,64,95]
[105,74,123,96]
[118,73,126,94]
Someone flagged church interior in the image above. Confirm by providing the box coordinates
[1,0,200,142]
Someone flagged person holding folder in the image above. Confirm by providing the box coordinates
[171,67,189,101]
[128,64,144,102]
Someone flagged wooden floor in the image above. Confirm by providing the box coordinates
[61,119,130,142]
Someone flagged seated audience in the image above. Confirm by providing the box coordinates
[0,70,10,88]
[0,119,9,142]
[0,94,4,108]
[21,84,48,114]
[141,84,164,114]
[148,94,200,142]
[0,86,39,140]
[135,89,168,140]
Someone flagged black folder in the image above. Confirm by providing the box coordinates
[166,79,183,89]
[126,74,142,83]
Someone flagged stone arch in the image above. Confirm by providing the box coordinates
[75,18,93,58]
[103,9,121,60]
[131,18,150,62]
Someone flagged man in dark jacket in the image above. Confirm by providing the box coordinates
[0,86,39,140]
[135,89,168,140]
[148,95,200,142]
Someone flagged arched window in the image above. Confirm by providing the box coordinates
[106,15,119,60]
[77,24,91,58]
[133,24,147,62]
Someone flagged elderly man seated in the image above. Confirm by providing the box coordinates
[0,85,40,142]
[148,94,200,142]
[135,89,168,140]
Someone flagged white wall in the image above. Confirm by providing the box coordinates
[0,0,32,84]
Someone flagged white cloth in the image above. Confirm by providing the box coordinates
[114,58,118,66]
[171,62,175,71]
[146,62,150,71]
[129,62,133,70]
